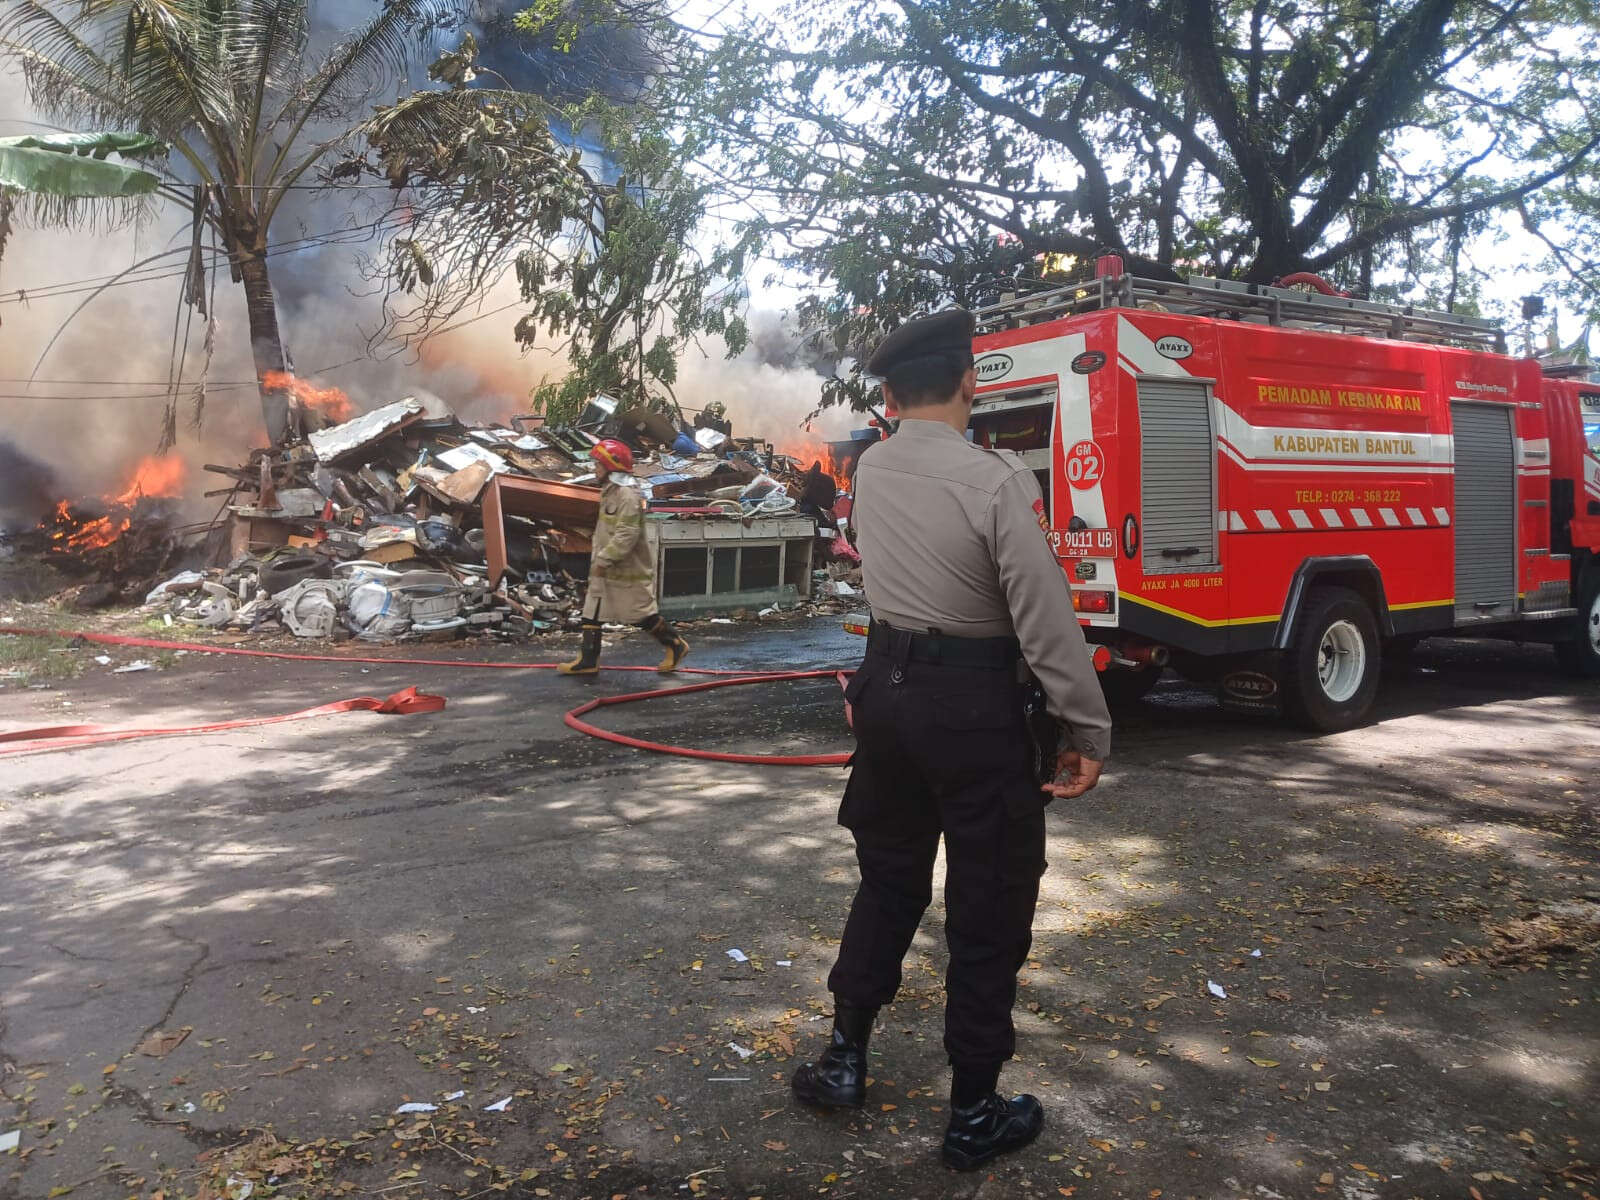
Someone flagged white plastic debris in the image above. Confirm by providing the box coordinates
[437,443,510,475]
[443,1090,466,1102]
[727,1042,754,1060]
[483,1096,512,1113]
[144,570,205,604]
[466,1006,486,1014]
[94,655,111,665]
[394,1102,438,1114]
[776,960,793,967]
[1250,949,1262,958]
[1207,980,1227,1000]
[113,660,155,673]
[0,1129,19,1153]
[225,1178,254,1200]
[726,948,749,963]
[181,1101,197,1114]
[347,579,412,641]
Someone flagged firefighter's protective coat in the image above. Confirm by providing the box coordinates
[584,478,657,624]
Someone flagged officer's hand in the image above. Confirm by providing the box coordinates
[1044,750,1103,799]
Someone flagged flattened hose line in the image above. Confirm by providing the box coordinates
[2,628,854,765]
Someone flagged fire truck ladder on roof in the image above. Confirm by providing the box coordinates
[974,272,1507,353]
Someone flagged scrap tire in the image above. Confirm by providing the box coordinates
[1282,586,1381,732]
[259,554,330,597]
[1098,666,1163,709]
[1553,571,1600,679]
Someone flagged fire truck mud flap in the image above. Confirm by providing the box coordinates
[1217,654,1287,719]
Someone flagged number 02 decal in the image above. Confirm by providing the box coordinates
[1064,439,1104,490]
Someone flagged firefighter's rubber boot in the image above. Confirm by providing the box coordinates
[646,617,690,673]
[941,1079,1045,1172]
[557,623,602,676]
[791,1003,875,1109]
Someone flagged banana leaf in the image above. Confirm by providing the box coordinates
[0,132,164,198]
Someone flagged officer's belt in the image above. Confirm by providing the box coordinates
[866,621,1021,670]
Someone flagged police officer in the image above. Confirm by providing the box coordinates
[791,309,1112,1171]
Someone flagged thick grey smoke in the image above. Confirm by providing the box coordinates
[0,4,838,514]
[0,441,61,523]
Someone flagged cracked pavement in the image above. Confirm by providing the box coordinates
[0,618,1597,1200]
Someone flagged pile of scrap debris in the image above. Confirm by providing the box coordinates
[137,393,860,642]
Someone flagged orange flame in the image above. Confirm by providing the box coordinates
[772,437,852,491]
[262,370,356,422]
[111,455,187,504]
[44,456,185,553]
[68,515,132,550]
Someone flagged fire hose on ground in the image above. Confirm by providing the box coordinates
[0,627,854,765]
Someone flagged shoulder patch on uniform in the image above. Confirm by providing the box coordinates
[1031,497,1050,532]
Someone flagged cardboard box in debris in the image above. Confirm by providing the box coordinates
[153,394,860,642]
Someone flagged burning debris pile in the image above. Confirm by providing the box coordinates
[0,456,193,607]
[127,384,864,642]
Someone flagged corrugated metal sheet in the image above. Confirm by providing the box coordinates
[1138,379,1218,573]
[1451,402,1516,619]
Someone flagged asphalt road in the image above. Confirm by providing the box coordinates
[1,619,1596,1200]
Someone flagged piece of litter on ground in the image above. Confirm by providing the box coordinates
[484,1096,512,1112]
[162,613,173,626]
[1207,980,1228,999]
[0,1130,20,1153]
[710,618,734,625]
[1250,949,1262,958]
[93,655,111,665]
[113,660,155,674]
[181,1101,196,1114]
[727,1042,754,1059]
[708,1077,750,1082]
[225,1178,254,1200]
[776,960,792,967]
[726,948,749,963]
[394,1102,438,1114]
[466,1005,486,1013]
[443,1090,465,1101]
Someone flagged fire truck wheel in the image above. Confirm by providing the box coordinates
[1098,666,1163,708]
[1283,587,1380,731]
[1554,576,1600,678]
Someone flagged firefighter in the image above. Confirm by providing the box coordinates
[557,438,690,676]
[790,308,1112,1171]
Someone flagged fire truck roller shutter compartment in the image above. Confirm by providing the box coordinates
[1137,378,1219,574]
[1450,402,1518,622]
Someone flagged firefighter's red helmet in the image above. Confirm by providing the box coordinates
[591,438,634,473]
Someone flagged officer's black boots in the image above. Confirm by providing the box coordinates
[557,622,602,676]
[791,1002,876,1109]
[641,615,690,673]
[941,1088,1045,1171]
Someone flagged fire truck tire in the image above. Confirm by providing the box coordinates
[1553,576,1600,678]
[1098,666,1163,708]
[1283,587,1381,731]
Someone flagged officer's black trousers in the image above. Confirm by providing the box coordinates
[827,650,1047,1072]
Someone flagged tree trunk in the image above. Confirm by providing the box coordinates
[238,250,292,446]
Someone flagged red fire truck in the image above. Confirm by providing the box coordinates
[854,267,1600,731]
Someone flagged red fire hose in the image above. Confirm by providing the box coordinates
[1,628,854,765]
[0,686,444,757]
[564,671,853,766]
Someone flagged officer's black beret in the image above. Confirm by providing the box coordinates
[866,308,976,376]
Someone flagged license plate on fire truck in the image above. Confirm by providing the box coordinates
[1048,527,1116,558]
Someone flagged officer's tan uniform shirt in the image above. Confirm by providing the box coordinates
[853,417,1113,761]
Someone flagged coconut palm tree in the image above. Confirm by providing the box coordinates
[1,0,457,444]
